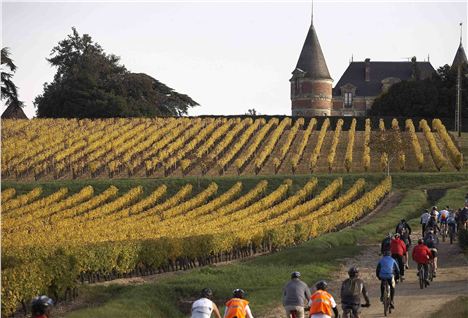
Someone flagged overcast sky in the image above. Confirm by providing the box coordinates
[1,1,467,118]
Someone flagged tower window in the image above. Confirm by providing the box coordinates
[344,92,353,108]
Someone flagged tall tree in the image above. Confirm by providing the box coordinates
[1,47,23,108]
[35,28,198,118]
[370,64,468,118]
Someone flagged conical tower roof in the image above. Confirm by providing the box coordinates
[294,24,332,80]
[1,105,28,119]
[452,42,468,68]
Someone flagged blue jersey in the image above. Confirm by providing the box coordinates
[377,256,399,280]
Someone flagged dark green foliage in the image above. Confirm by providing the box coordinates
[35,28,198,118]
[1,47,23,108]
[370,64,468,118]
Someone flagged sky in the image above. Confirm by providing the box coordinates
[1,1,467,118]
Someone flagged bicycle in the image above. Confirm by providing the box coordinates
[342,303,370,318]
[382,280,392,316]
[417,264,427,289]
[441,222,448,242]
[427,260,434,282]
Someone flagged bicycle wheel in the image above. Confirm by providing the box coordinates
[418,265,424,289]
[383,281,390,316]
[428,263,434,281]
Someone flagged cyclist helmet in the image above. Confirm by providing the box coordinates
[233,289,245,299]
[384,250,391,256]
[400,218,406,223]
[418,238,424,244]
[200,288,213,299]
[291,271,301,279]
[348,266,359,278]
[315,280,328,290]
[432,206,438,210]
[394,233,400,238]
[31,295,53,316]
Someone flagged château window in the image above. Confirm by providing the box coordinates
[344,92,353,108]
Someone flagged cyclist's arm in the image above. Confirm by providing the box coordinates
[407,224,412,234]
[245,305,254,318]
[376,263,381,279]
[212,302,222,318]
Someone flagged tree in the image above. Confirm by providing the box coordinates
[35,28,198,118]
[370,64,468,118]
[1,47,23,108]
[369,129,410,176]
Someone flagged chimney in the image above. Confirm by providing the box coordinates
[365,58,371,82]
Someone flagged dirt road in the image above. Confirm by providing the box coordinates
[330,234,468,318]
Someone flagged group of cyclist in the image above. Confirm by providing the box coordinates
[29,198,468,318]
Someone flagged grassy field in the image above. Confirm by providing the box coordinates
[60,186,430,317]
[430,296,468,318]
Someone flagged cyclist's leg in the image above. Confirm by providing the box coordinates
[423,263,429,281]
[389,278,396,303]
[380,280,384,301]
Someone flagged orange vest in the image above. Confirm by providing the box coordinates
[225,298,249,318]
[309,290,333,316]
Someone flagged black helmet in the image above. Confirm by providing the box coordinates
[291,271,301,279]
[233,288,245,299]
[201,288,213,299]
[418,238,424,244]
[315,280,328,290]
[384,250,391,256]
[31,295,53,316]
[348,266,359,278]
[400,219,406,223]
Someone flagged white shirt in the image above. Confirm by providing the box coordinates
[192,298,214,318]
[420,212,431,224]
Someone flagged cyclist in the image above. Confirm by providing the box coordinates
[460,206,468,230]
[309,281,339,318]
[376,250,400,309]
[390,233,406,281]
[395,219,411,268]
[411,239,432,287]
[283,271,311,318]
[439,206,450,235]
[431,206,439,222]
[340,266,370,318]
[380,232,392,255]
[423,230,439,277]
[447,211,457,236]
[425,212,440,235]
[192,288,222,318]
[31,295,54,318]
[420,209,431,235]
[224,289,254,318]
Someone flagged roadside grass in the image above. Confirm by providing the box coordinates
[64,189,428,318]
[430,296,468,318]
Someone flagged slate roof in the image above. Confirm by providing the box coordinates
[451,43,468,68]
[332,61,435,97]
[293,25,332,80]
[1,105,28,119]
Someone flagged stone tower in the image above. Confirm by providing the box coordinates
[290,20,333,116]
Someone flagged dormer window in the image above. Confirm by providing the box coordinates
[344,92,353,108]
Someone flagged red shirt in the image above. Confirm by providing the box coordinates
[390,238,407,256]
[412,244,432,264]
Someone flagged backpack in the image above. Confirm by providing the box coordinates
[341,278,361,299]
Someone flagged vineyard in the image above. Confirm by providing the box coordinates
[1,176,391,315]
[1,117,463,181]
